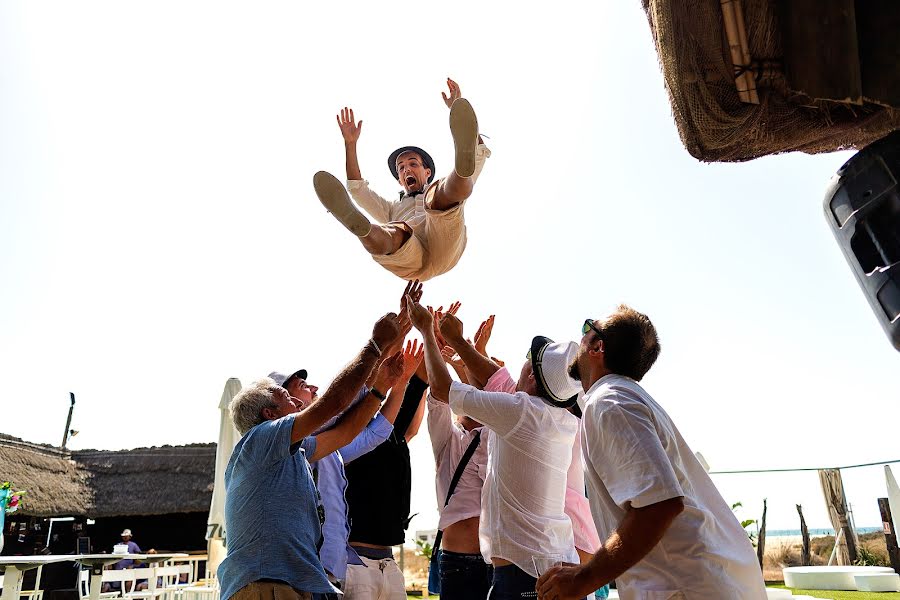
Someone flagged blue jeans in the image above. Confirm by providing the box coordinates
[488,564,538,600]
[439,550,492,600]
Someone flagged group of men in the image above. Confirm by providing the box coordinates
[218,280,767,600]
[217,81,768,599]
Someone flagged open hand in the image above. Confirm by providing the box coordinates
[401,339,424,380]
[474,314,495,356]
[400,280,423,314]
[376,351,405,391]
[441,78,462,109]
[336,107,363,144]
[441,346,465,370]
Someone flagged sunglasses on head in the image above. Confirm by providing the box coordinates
[582,319,603,339]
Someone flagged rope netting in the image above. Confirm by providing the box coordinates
[642,0,900,162]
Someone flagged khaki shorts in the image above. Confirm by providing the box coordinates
[231,581,312,600]
[373,187,468,282]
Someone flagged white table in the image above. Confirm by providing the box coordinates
[1,556,85,600]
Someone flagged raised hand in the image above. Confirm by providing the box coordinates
[336,107,363,144]
[441,346,465,369]
[375,351,405,391]
[371,312,401,354]
[474,314,495,356]
[439,313,465,345]
[400,280,423,314]
[401,339,425,380]
[406,297,434,333]
[441,78,462,109]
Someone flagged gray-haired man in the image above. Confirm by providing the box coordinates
[217,311,402,600]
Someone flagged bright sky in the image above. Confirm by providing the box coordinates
[2,1,898,538]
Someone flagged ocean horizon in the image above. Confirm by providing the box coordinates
[764,526,881,537]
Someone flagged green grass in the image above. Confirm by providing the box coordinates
[768,584,900,599]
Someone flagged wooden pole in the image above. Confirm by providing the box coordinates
[797,504,811,566]
[878,497,900,572]
[756,498,767,569]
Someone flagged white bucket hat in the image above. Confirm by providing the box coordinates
[530,336,581,408]
[120,529,132,537]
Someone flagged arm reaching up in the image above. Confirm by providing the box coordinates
[407,297,453,403]
[337,107,363,181]
[440,314,500,390]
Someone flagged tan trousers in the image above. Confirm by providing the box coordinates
[231,581,312,600]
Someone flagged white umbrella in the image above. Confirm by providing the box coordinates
[207,377,242,578]
[886,465,900,541]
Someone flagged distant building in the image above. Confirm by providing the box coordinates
[0,432,215,557]
[415,529,437,547]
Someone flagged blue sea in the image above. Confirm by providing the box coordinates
[765,527,881,537]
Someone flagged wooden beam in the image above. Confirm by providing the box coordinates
[779,0,863,103]
[855,0,900,107]
[878,497,900,572]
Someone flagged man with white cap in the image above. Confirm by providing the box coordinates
[313,78,490,281]
[406,295,580,600]
[537,308,766,600]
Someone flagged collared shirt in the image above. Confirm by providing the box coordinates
[426,393,488,530]
[310,413,393,581]
[217,417,337,598]
[581,375,766,599]
[485,368,601,554]
[448,380,579,577]
[347,143,491,229]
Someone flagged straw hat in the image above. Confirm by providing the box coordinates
[530,336,581,408]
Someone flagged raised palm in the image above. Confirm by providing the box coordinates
[336,106,363,143]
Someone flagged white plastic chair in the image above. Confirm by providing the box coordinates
[80,569,128,600]
[19,565,44,600]
[121,568,166,600]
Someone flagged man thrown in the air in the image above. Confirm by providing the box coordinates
[313,78,490,281]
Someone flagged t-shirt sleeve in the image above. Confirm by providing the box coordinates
[244,416,295,466]
[299,436,317,462]
[448,381,525,438]
[584,399,684,509]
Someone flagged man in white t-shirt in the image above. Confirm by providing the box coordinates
[537,307,767,600]
[406,295,581,599]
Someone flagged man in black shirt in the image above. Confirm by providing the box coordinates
[342,362,429,600]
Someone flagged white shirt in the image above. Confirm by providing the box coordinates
[448,380,579,577]
[581,375,767,600]
[426,394,488,530]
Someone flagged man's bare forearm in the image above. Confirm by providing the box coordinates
[577,497,685,590]
[446,336,498,390]
[345,142,362,180]
[292,342,380,441]
[423,328,452,402]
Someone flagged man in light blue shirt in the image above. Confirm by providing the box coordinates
[273,337,423,593]
[217,312,402,600]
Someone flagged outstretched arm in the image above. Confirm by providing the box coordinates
[407,297,453,403]
[440,315,500,390]
[291,312,400,443]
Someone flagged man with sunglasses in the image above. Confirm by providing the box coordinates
[537,309,766,600]
[405,295,581,600]
[312,78,490,282]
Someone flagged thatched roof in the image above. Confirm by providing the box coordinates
[0,434,215,518]
[642,0,900,162]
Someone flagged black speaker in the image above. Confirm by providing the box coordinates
[824,131,900,351]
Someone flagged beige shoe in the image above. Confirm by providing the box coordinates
[313,171,371,237]
[449,98,478,178]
